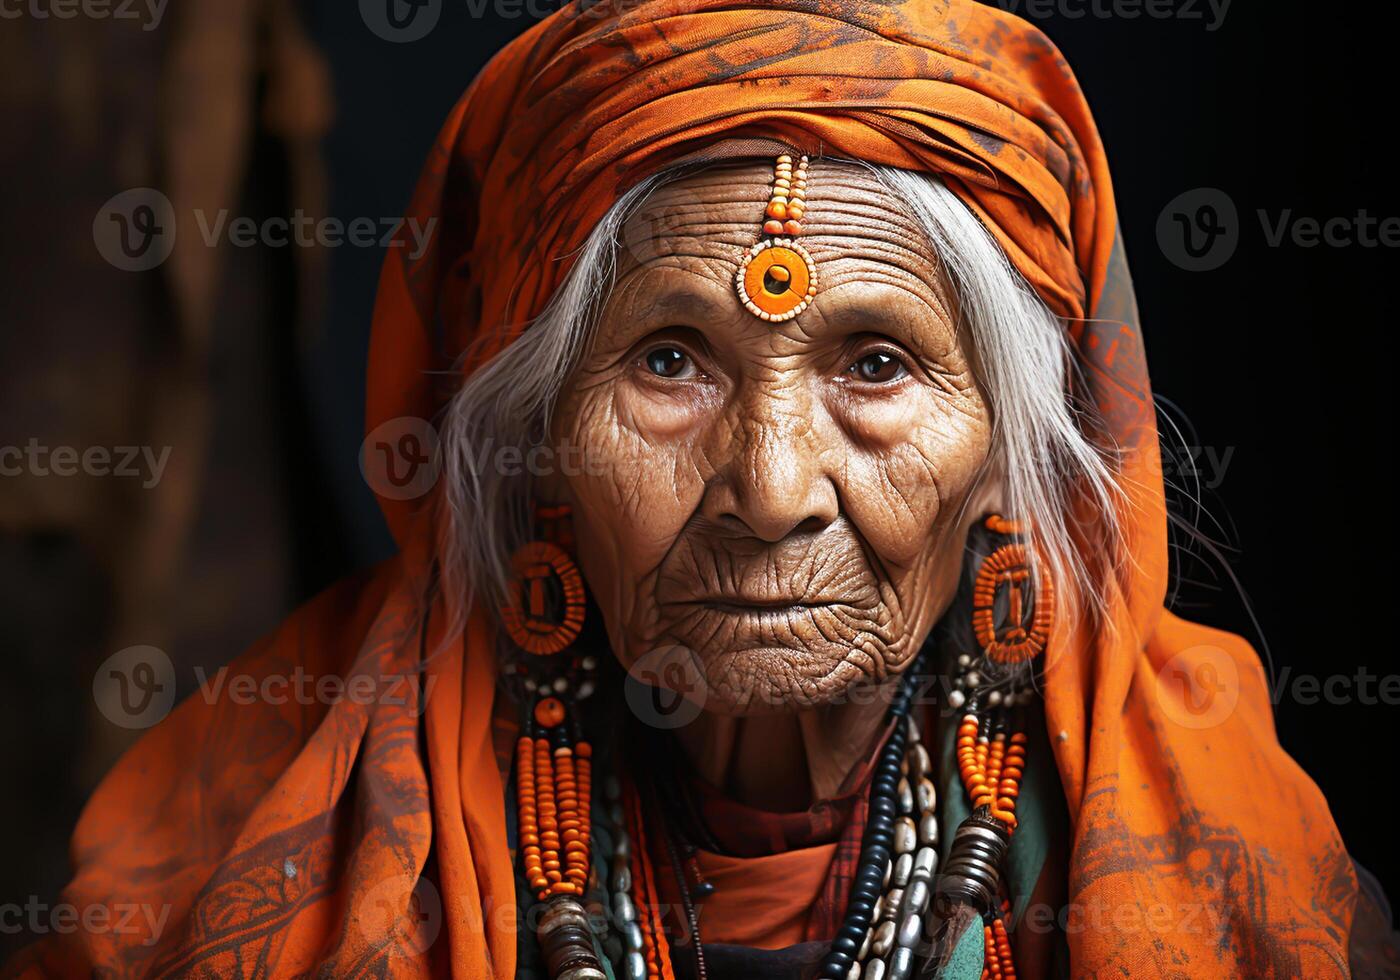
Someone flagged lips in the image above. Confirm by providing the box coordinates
[654,519,881,611]
[686,597,849,613]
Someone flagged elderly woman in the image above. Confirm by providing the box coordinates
[10,1,1395,979]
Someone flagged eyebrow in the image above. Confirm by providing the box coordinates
[598,265,736,340]
[806,279,961,361]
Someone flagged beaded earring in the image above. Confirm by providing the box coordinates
[736,153,819,322]
[502,504,607,980]
[926,515,1054,980]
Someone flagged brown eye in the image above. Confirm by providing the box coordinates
[645,346,690,378]
[849,351,907,383]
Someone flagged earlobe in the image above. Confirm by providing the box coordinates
[958,452,1008,538]
[531,463,569,508]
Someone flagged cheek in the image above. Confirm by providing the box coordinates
[555,381,711,633]
[834,388,992,567]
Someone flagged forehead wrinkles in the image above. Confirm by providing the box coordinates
[799,169,944,297]
[615,163,774,277]
[609,159,953,323]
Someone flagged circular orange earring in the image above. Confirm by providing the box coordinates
[500,539,586,656]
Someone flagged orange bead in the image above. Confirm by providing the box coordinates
[534,697,566,728]
[783,219,802,236]
[763,218,784,236]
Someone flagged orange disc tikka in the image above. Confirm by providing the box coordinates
[737,240,817,321]
[971,542,1054,664]
[500,540,586,655]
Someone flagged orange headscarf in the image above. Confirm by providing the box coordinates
[9,1,1374,978]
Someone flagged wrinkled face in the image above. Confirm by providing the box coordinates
[549,160,995,713]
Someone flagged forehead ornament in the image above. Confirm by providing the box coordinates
[735,154,818,322]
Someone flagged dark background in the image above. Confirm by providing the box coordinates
[1,0,1394,956]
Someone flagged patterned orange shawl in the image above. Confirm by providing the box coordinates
[8,1,1373,977]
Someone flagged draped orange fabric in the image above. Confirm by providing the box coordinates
[8,1,1371,977]
[673,846,841,950]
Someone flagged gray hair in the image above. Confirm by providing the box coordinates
[437,165,1125,637]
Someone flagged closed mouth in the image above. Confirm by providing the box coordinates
[691,598,840,615]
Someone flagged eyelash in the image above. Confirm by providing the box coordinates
[842,345,913,386]
[635,339,915,385]
[639,343,702,381]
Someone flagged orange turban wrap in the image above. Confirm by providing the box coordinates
[9,1,1379,978]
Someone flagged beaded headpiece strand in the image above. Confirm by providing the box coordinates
[735,154,819,322]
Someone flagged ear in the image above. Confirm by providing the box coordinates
[531,470,570,508]
[528,415,578,509]
[958,449,1007,538]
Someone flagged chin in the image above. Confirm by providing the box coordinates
[677,626,902,716]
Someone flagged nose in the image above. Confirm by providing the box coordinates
[701,386,839,542]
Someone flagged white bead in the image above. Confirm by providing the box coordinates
[896,910,922,949]
[904,879,930,917]
[891,852,912,888]
[897,778,914,815]
[912,846,937,881]
[613,892,635,923]
[872,920,896,957]
[908,743,931,781]
[948,689,966,709]
[894,816,917,854]
[916,777,936,812]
